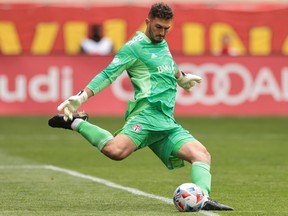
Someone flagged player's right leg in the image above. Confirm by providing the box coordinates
[48,112,137,160]
[101,134,137,160]
[75,117,137,160]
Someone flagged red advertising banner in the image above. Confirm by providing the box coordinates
[0,55,287,116]
[0,3,288,56]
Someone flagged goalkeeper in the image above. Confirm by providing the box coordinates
[49,2,233,211]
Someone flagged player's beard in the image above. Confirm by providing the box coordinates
[147,26,165,43]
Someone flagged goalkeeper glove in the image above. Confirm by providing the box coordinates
[57,90,88,121]
[177,71,202,92]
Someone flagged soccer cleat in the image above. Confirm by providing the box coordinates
[201,197,234,211]
[48,112,88,130]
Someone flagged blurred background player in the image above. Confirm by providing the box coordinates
[80,24,113,55]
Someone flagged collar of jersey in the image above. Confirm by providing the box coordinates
[136,31,165,46]
[136,31,151,43]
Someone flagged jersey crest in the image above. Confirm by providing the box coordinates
[132,124,142,133]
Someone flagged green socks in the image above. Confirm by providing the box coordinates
[76,121,114,151]
[192,161,211,196]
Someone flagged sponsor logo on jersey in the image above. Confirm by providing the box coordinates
[157,61,175,73]
[132,124,142,132]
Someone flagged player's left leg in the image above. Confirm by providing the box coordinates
[175,140,211,196]
[175,141,233,211]
[163,126,212,196]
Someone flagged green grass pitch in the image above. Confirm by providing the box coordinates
[0,116,287,216]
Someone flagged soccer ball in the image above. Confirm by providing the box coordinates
[173,183,205,212]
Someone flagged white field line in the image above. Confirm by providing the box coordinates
[0,165,220,216]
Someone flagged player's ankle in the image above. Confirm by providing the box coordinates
[71,118,84,130]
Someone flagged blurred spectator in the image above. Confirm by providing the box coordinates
[80,24,113,55]
[216,34,239,56]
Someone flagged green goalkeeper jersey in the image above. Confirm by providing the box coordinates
[87,31,179,118]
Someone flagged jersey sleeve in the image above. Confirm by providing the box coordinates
[87,45,137,95]
[171,50,179,75]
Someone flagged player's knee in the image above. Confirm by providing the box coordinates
[194,142,211,164]
[190,146,211,164]
[102,145,127,161]
[180,141,211,164]
[202,149,211,163]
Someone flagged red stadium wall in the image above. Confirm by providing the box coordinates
[0,3,288,55]
[0,3,287,116]
[0,55,287,116]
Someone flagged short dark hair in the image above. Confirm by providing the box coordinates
[148,2,174,20]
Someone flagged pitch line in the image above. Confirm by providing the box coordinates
[45,165,173,204]
[45,165,220,216]
[1,165,220,216]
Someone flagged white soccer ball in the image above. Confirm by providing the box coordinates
[173,183,205,212]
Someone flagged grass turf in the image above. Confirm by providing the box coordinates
[0,116,287,215]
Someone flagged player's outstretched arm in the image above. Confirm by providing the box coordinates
[176,71,202,92]
[57,88,94,121]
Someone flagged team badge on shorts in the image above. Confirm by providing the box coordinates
[132,124,141,133]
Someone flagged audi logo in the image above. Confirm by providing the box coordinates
[112,63,287,106]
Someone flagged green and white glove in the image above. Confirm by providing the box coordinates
[177,71,202,92]
[57,90,88,121]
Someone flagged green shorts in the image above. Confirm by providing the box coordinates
[116,103,196,170]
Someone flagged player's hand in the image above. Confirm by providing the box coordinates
[177,71,202,92]
[57,90,88,121]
